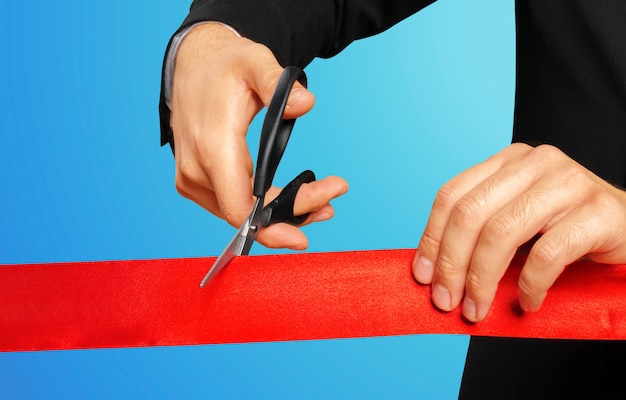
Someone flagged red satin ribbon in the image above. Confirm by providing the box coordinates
[1,249,626,352]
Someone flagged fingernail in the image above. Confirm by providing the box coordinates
[462,297,477,322]
[312,212,331,222]
[432,284,451,311]
[413,256,434,284]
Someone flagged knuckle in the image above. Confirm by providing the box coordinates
[433,183,462,211]
[175,178,191,199]
[531,144,563,162]
[533,224,588,267]
[174,170,206,205]
[482,214,515,243]
[510,142,532,152]
[220,207,241,228]
[482,198,537,244]
[465,268,489,295]
[249,41,275,60]
[174,166,195,198]
[590,190,616,212]
[436,255,460,281]
[419,228,442,251]
[451,194,484,228]
[219,201,253,229]
[529,238,561,267]
[177,158,201,183]
[560,162,588,188]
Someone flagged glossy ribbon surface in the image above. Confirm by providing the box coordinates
[2,249,626,352]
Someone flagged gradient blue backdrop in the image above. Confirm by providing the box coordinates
[0,0,514,398]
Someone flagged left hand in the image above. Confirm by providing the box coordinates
[412,143,626,322]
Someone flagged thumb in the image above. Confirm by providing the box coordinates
[248,62,315,119]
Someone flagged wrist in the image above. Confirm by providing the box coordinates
[164,22,241,108]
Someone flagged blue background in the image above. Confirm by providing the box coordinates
[0,0,514,398]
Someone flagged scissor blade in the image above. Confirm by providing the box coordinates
[200,198,265,288]
[199,220,250,288]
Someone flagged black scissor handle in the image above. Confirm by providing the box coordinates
[253,66,308,198]
[262,170,316,227]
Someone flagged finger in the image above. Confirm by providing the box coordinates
[428,146,538,311]
[306,204,336,223]
[256,204,336,249]
[240,204,335,250]
[174,90,255,228]
[263,175,348,222]
[463,179,585,321]
[413,143,532,285]
[264,176,347,210]
[174,141,231,220]
[432,168,535,311]
[245,59,315,119]
[254,176,349,249]
[175,173,223,219]
[204,64,315,227]
[193,134,255,228]
[292,176,349,216]
[257,223,309,250]
[518,206,601,312]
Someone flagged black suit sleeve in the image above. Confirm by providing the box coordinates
[159,0,436,149]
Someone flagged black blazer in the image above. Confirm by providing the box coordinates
[159,0,434,152]
[160,0,626,186]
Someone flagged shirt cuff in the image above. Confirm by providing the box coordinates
[163,21,241,108]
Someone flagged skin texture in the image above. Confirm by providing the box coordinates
[412,143,626,322]
[171,24,349,250]
[171,24,626,323]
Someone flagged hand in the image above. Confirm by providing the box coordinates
[170,24,348,250]
[412,143,626,322]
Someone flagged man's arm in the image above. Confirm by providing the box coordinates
[179,0,435,64]
[161,0,436,149]
[158,1,434,249]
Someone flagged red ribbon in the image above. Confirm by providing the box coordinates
[1,249,626,352]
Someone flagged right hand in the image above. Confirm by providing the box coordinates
[170,24,348,250]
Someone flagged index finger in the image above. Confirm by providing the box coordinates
[204,135,256,228]
[413,144,532,285]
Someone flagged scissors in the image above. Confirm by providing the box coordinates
[200,66,315,288]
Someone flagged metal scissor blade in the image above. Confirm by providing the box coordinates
[201,197,264,288]
[199,219,251,288]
